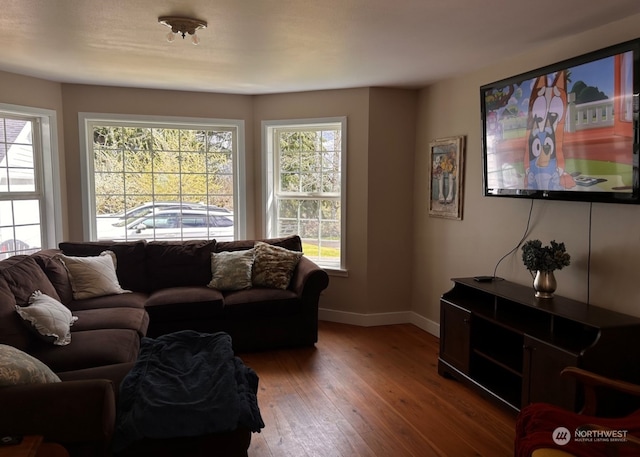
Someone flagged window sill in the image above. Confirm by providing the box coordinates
[323,267,348,278]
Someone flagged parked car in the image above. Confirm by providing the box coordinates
[114,201,230,221]
[96,202,232,239]
[100,209,234,242]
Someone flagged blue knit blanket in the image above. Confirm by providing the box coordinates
[112,330,264,452]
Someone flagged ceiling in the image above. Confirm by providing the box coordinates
[1,0,639,95]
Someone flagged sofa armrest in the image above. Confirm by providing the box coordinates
[290,256,329,297]
[0,379,116,444]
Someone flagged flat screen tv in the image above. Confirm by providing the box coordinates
[481,39,640,204]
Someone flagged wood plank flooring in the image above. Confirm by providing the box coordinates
[238,321,516,457]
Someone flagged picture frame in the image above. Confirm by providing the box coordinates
[428,135,465,220]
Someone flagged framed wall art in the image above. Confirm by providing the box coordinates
[428,135,465,220]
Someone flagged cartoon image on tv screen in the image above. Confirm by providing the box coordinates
[484,50,635,193]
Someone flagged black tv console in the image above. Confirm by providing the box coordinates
[438,277,640,414]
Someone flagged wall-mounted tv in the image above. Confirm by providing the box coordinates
[481,39,639,204]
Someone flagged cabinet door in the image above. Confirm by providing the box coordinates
[522,335,578,410]
[440,301,471,373]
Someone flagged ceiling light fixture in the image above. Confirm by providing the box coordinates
[158,16,207,45]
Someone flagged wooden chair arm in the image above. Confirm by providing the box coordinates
[561,367,640,415]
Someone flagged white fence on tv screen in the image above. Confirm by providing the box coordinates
[565,93,616,133]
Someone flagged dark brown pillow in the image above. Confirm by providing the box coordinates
[31,250,73,304]
[216,235,302,253]
[0,276,31,351]
[59,241,147,292]
[145,240,217,290]
[0,256,61,306]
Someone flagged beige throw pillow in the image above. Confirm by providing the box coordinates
[58,251,130,300]
[15,290,78,346]
[208,249,255,291]
[0,344,61,386]
[252,241,302,290]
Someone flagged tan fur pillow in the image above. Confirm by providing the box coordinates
[252,242,302,289]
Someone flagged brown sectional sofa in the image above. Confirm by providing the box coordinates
[0,235,329,456]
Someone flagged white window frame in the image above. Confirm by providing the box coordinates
[79,113,246,241]
[0,103,62,253]
[262,117,347,272]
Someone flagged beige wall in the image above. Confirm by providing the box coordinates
[0,79,419,319]
[413,14,640,325]
[59,85,254,240]
[253,88,417,317]
[0,71,63,112]
[367,88,417,314]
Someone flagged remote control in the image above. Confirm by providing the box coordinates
[473,276,494,282]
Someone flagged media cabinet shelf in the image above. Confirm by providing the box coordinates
[438,277,640,414]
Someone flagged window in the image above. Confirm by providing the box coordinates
[0,105,60,260]
[263,118,346,270]
[80,115,245,242]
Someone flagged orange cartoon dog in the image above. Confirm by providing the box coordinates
[524,70,576,190]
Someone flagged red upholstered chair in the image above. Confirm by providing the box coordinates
[515,367,640,457]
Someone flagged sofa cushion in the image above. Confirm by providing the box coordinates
[59,251,130,299]
[30,328,141,373]
[215,235,302,253]
[145,286,224,322]
[59,240,148,292]
[0,344,61,386]
[66,291,148,312]
[0,276,31,351]
[222,288,300,318]
[15,291,78,346]
[252,242,302,290]
[145,240,217,290]
[57,362,135,394]
[0,255,61,306]
[31,249,74,304]
[72,307,149,337]
[208,248,255,291]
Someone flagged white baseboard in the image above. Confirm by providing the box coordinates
[318,308,440,338]
[408,312,440,337]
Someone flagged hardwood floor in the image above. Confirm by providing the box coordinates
[239,321,516,457]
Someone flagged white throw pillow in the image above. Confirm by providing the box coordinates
[58,251,130,300]
[0,344,61,386]
[15,290,78,346]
